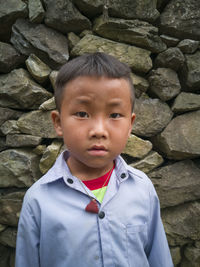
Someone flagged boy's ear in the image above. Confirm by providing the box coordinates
[129,113,136,135]
[51,110,63,136]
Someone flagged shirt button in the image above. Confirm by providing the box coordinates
[94,256,99,260]
[98,211,105,219]
[67,178,73,184]
[120,173,126,179]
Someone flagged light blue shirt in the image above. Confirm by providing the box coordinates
[15,150,173,267]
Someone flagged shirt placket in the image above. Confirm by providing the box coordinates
[97,210,115,267]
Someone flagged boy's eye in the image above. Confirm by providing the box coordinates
[75,111,89,118]
[110,113,121,118]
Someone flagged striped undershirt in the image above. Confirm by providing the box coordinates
[82,164,115,203]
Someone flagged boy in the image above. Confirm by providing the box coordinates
[15,52,173,267]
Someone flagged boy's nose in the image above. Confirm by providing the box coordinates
[89,118,108,139]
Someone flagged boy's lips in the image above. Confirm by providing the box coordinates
[88,145,108,156]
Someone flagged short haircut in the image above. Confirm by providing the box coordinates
[55,52,135,112]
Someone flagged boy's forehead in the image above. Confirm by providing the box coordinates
[59,75,134,112]
[62,75,132,98]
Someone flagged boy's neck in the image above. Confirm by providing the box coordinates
[66,157,114,181]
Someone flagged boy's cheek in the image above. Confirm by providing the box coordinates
[55,127,63,137]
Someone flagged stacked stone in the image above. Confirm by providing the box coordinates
[0,0,200,266]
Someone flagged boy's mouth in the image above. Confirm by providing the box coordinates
[88,145,108,156]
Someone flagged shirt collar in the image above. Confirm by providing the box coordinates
[40,149,132,185]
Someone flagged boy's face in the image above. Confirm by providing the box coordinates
[51,76,135,178]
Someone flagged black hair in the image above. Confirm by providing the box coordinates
[55,52,135,112]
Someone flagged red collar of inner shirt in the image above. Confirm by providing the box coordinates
[82,163,115,190]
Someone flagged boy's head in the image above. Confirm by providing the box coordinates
[51,52,135,178]
[55,52,135,113]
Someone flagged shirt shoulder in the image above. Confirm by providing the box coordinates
[23,150,71,204]
[126,164,156,193]
[127,164,151,183]
[115,155,154,190]
[22,171,51,206]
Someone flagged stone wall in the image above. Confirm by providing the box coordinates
[0,0,200,266]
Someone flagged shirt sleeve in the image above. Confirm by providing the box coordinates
[146,182,174,267]
[15,196,40,267]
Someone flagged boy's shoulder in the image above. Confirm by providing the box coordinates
[127,164,149,180]
[23,151,68,204]
[23,151,155,205]
[116,155,155,191]
[126,164,154,189]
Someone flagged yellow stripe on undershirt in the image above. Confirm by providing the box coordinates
[92,186,108,203]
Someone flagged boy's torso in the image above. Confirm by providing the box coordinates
[23,150,152,267]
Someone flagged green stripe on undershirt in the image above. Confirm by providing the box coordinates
[92,186,108,203]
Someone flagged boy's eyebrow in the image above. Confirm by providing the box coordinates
[107,99,124,107]
[74,97,92,105]
[74,97,124,106]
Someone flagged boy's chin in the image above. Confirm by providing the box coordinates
[79,158,114,171]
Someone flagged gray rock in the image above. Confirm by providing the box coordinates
[11,19,69,69]
[67,32,80,50]
[0,137,6,152]
[44,0,91,34]
[0,0,28,42]
[130,151,164,174]
[6,134,42,147]
[151,110,200,160]
[195,241,200,249]
[162,202,200,246]
[9,249,15,267]
[123,135,152,159]
[131,73,149,98]
[0,244,10,267]
[0,120,21,135]
[160,35,179,47]
[73,0,103,18]
[39,140,63,174]
[148,68,181,101]
[181,257,197,267]
[0,196,22,226]
[157,0,171,11]
[33,144,47,156]
[17,110,57,138]
[0,107,22,127]
[93,16,166,53]
[160,0,200,40]
[155,47,185,71]
[149,160,200,208]
[0,227,17,248]
[170,247,181,267]
[132,97,173,137]
[1,191,25,201]
[181,245,200,267]
[181,51,200,91]
[49,71,58,92]
[108,0,160,23]
[39,97,56,111]
[71,34,152,74]
[25,54,51,84]
[0,225,7,233]
[0,42,24,73]
[28,0,45,23]
[177,39,199,54]
[0,68,52,109]
[172,92,200,114]
[193,159,200,170]
[0,148,41,187]
[79,29,93,38]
